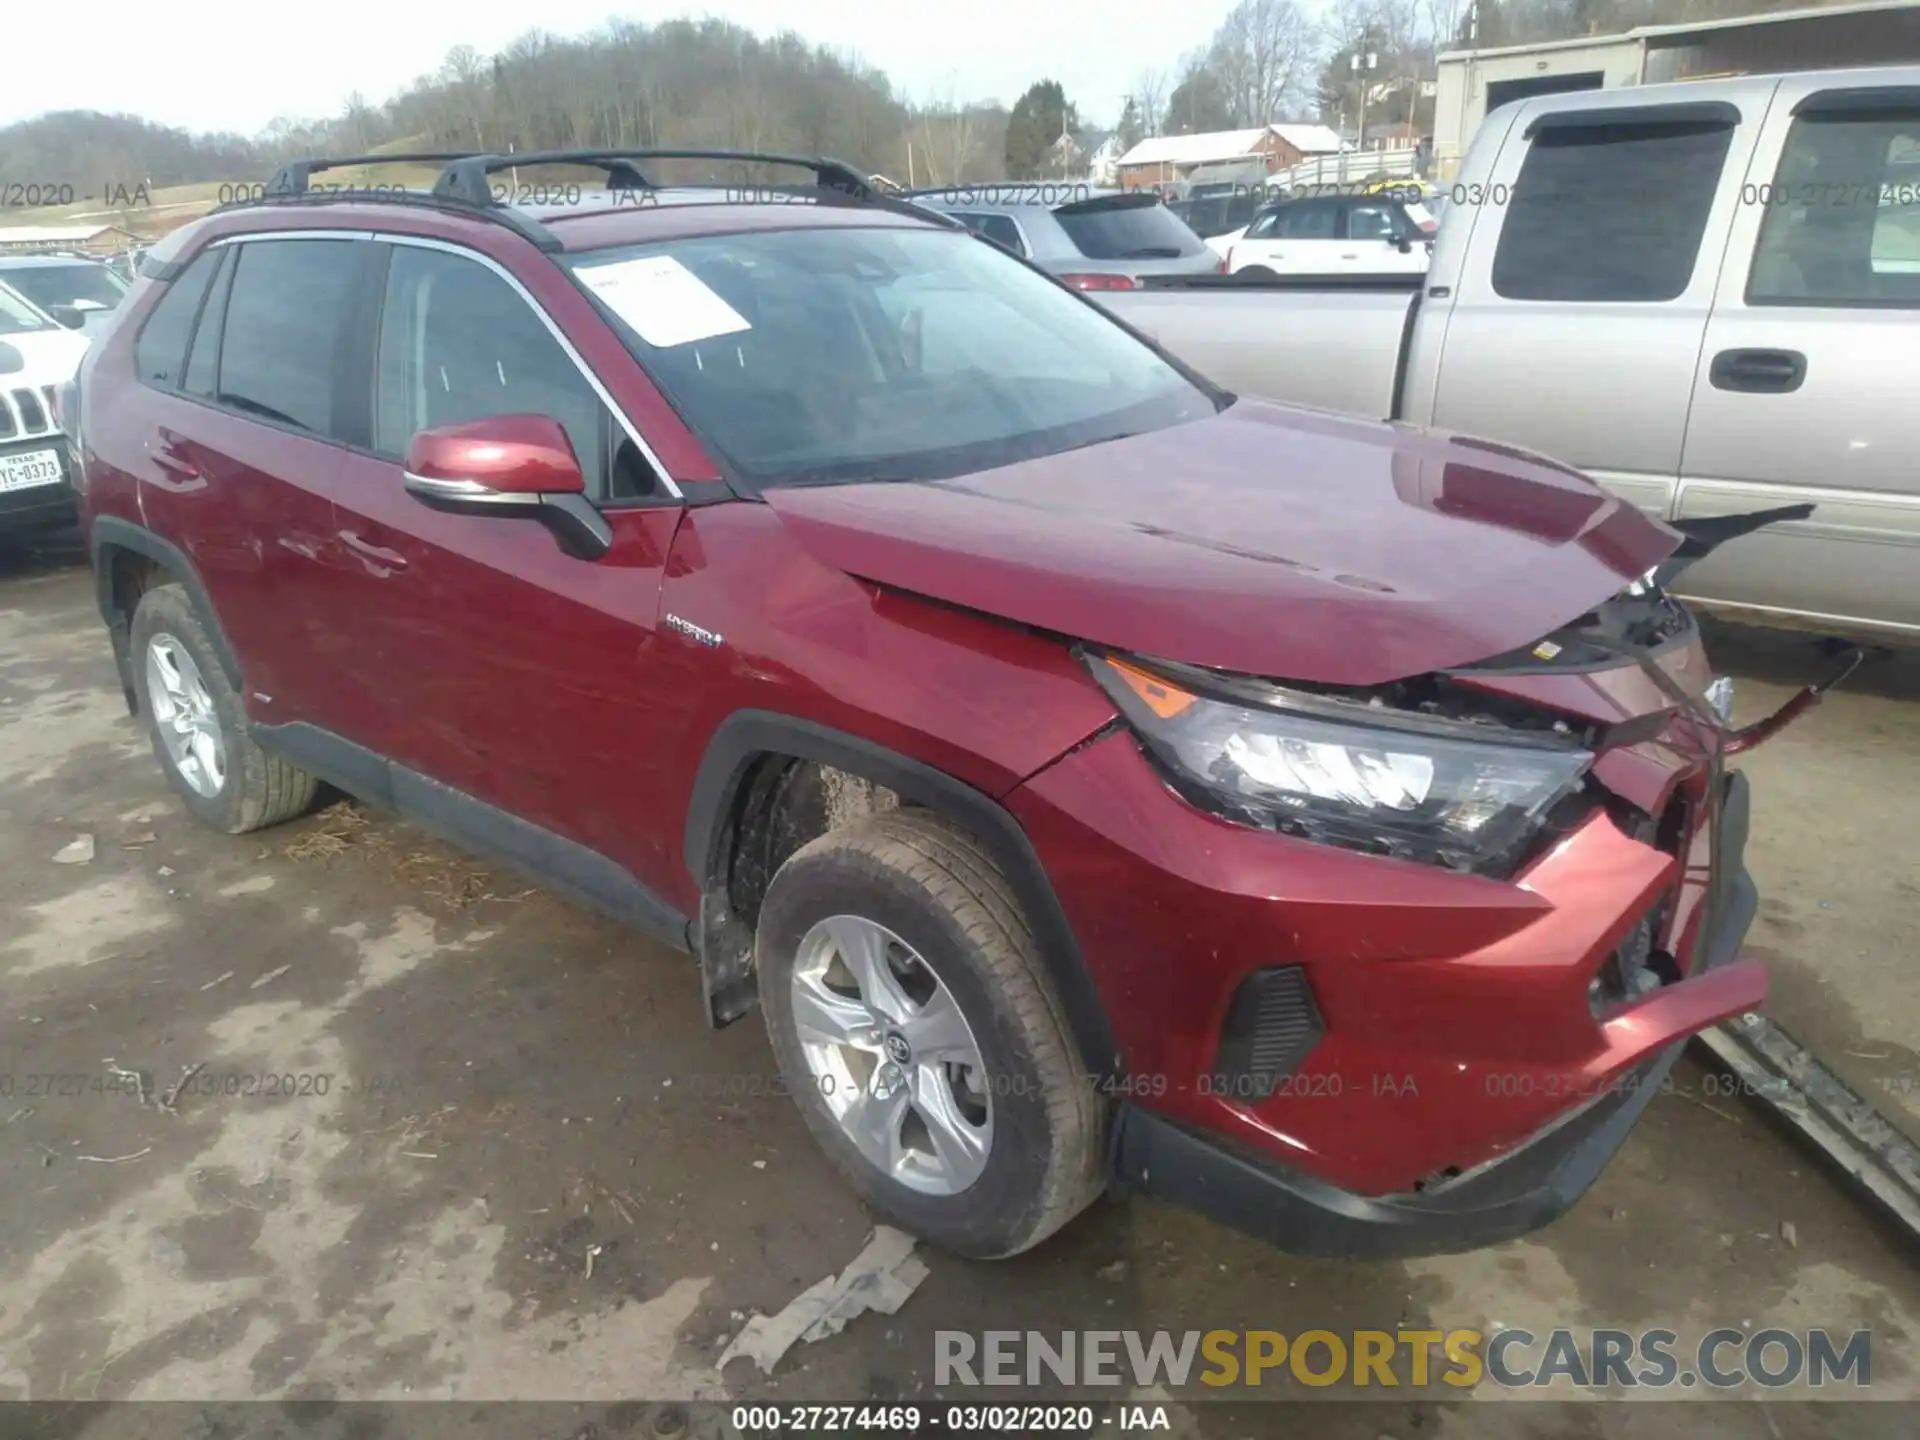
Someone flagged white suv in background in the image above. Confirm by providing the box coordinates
[0,253,132,338]
[0,280,89,535]
[1220,193,1437,277]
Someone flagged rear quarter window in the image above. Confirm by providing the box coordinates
[133,250,221,390]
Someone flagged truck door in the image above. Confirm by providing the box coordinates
[1678,79,1920,638]
[1421,94,1765,520]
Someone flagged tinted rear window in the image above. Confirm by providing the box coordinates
[1053,198,1206,259]
[217,239,361,438]
[1491,119,1733,302]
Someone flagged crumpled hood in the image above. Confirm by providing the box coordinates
[764,398,1680,687]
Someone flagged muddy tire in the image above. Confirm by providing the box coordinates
[129,582,319,834]
[756,808,1109,1259]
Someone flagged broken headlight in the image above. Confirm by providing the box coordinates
[1091,655,1593,876]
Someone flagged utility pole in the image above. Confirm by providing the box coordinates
[1351,50,1379,152]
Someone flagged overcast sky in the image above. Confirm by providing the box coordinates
[5,0,1294,136]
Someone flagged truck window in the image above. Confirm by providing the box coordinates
[1748,104,1920,307]
[1491,118,1734,302]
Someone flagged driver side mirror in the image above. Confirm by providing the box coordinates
[402,414,612,560]
[48,304,88,330]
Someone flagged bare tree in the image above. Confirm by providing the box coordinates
[1132,68,1168,139]
[1203,0,1317,128]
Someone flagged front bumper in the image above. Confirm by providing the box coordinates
[0,439,76,534]
[1010,725,1766,1257]
[1111,778,1759,1258]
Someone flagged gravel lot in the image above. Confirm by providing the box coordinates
[1,530,1915,1437]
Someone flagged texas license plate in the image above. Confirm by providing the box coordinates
[0,448,62,493]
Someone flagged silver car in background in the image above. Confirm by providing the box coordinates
[906,185,1222,291]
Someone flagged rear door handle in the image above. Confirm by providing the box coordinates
[1709,348,1807,394]
[338,529,409,575]
[147,432,203,490]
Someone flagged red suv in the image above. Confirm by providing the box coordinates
[73,150,1786,1260]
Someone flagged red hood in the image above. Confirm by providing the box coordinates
[763,398,1680,686]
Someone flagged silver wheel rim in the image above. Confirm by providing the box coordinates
[790,915,993,1196]
[145,633,226,798]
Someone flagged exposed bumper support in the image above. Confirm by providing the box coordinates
[1694,1014,1920,1241]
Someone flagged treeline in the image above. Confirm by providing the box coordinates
[0,19,1014,196]
[0,0,1878,199]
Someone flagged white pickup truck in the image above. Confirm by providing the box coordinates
[1102,66,1920,644]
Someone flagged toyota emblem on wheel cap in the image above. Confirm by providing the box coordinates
[883,1032,912,1065]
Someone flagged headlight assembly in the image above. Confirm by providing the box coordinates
[1090,655,1594,876]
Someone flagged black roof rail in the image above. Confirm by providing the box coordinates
[430,148,872,205]
[264,152,481,198]
[211,188,565,253]
[428,148,964,228]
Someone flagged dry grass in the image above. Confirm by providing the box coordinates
[282,801,533,911]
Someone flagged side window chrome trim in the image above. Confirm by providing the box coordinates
[206,229,684,502]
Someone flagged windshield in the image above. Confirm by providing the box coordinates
[0,282,53,336]
[1053,196,1208,259]
[2,262,128,313]
[571,226,1217,487]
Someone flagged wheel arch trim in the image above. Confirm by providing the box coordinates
[88,516,243,709]
[684,710,1119,1077]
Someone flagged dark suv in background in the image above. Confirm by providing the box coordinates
[72,149,1783,1262]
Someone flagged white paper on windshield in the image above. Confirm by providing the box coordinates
[576,254,751,349]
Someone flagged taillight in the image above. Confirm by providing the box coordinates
[1215,256,1228,273]
[1059,273,1141,292]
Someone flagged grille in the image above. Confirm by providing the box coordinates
[2,387,58,440]
[1211,966,1323,1101]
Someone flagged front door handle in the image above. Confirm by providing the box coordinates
[1709,348,1806,394]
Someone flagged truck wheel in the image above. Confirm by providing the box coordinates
[1239,264,1280,279]
[756,809,1109,1258]
[129,583,319,834]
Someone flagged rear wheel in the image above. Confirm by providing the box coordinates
[756,809,1109,1258]
[1238,264,1280,279]
[129,583,319,834]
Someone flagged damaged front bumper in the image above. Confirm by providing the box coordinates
[1013,594,1845,1258]
[1109,770,1763,1260]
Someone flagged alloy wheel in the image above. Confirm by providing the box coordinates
[789,914,993,1195]
[145,633,226,798]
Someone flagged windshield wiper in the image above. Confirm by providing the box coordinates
[1116,246,1184,259]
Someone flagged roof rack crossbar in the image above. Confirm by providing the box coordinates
[430,148,879,207]
[211,188,564,252]
[264,152,484,199]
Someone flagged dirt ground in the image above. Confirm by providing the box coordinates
[1,530,1916,1439]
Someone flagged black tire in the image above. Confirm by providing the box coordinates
[757,809,1109,1259]
[129,582,319,834]
[1238,264,1280,280]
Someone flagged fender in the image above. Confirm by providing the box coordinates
[684,710,1120,1079]
[88,515,243,712]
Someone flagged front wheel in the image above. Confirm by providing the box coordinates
[756,810,1109,1258]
